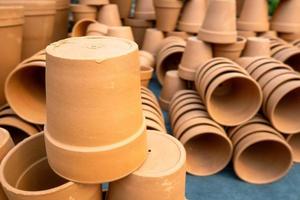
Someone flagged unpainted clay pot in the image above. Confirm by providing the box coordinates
[142,28,164,57]
[107,130,186,200]
[86,22,108,36]
[97,4,122,26]
[159,70,187,111]
[140,65,153,87]
[258,31,278,38]
[79,0,109,6]
[124,18,154,47]
[0,132,103,200]
[0,6,24,107]
[45,36,147,183]
[153,0,183,32]
[134,0,155,20]
[108,26,135,41]
[242,37,270,57]
[144,117,166,132]
[258,68,293,88]
[271,46,300,72]
[167,31,193,40]
[71,4,97,23]
[213,36,247,60]
[237,0,269,32]
[52,0,70,41]
[179,37,213,81]
[110,0,132,19]
[178,0,207,33]
[139,50,155,69]
[280,32,300,42]
[169,94,203,118]
[198,0,237,44]
[286,133,300,163]
[236,0,245,17]
[142,110,165,130]
[141,98,163,118]
[233,132,293,184]
[237,30,256,38]
[271,0,300,33]
[251,63,292,83]
[5,61,46,124]
[71,18,97,37]
[141,92,160,108]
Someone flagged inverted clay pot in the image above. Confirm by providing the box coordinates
[178,0,207,33]
[153,0,183,32]
[107,130,186,200]
[179,37,213,81]
[79,0,109,6]
[0,6,24,107]
[213,36,247,60]
[71,18,97,37]
[86,22,108,36]
[140,66,154,87]
[139,50,155,69]
[237,0,269,32]
[71,4,97,23]
[108,26,135,41]
[159,70,187,111]
[134,0,155,20]
[45,36,147,183]
[197,0,237,44]
[97,4,122,26]
[258,31,278,38]
[242,37,270,57]
[286,133,300,163]
[237,30,256,38]
[0,132,102,200]
[110,0,132,19]
[142,28,164,56]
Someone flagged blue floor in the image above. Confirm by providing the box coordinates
[149,76,300,200]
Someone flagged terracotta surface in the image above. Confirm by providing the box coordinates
[71,18,97,37]
[86,22,108,36]
[213,36,246,60]
[71,4,97,23]
[108,26,135,41]
[242,37,270,57]
[45,36,147,183]
[286,133,300,163]
[237,30,256,38]
[142,28,164,56]
[79,0,109,6]
[97,4,122,26]
[110,0,132,19]
[167,31,193,40]
[140,65,154,87]
[280,32,300,42]
[258,31,278,38]
[53,0,70,41]
[139,50,155,69]
[134,0,155,20]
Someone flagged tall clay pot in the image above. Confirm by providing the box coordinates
[52,0,70,41]
[110,0,132,19]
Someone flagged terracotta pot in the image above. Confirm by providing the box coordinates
[141,98,163,118]
[169,91,200,114]
[108,26,135,41]
[45,36,147,183]
[141,92,160,108]
[153,0,183,32]
[237,30,256,38]
[72,18,97,37]
[142,110,165,129]
[0,132,102,200]
[236,0,245,17]
[144,118,166,132]
[0,6,24,107]
[179,37,213,81]
[141,103,164,124]
[258,31,278,38]
[237,0,269,32]
[107,130,186,200]
[198,0,237,44]
[86,22,108,36]
[286,133,300,163]
[124,18,154,47]
[272,46,300,72]
[139,50,155,69]
[242,37,270,57]
[280,32,300,42]
[140,65,153,87]
[134,0,155,20]
[71,4,97,23]
[213,36,247,60]
[234,132,293,184]
[292,39,300,48]
[141,86,158,101]
[110,0,132,19]
[97,4,122,26]
[244,58,282,74]
[52,0,70,41]
[167,31,192,40]
[142,28,164,57]
[178,0,207,33]
[271,0,300,33]
[258,68,293,88]
[252,63,292,83]
[169,94,202,117]
[159,70,186,111]
[79,0,109,6]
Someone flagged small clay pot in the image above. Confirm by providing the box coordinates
[142,28,164,56]
[198,0,237,44]
[71,4,97,23]
[213,36,247,60]
[97,4,122,26]
[134,0,155,20]
[242,37,270,57]
[79,0,109,6]
[237,30,256,38]
[140,66,153,87]
[179,37,213,81]
[167,31,193,40]
[139,50,155,69]
[107,130,186,200]
[286,133,300,163]
[71,18,97,37]
[107,26,135,41]
[110,0,132,19]
[86,22,108,36]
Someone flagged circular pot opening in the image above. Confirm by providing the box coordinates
[184,133,232,175]
[287,134,300,162]
[159,52,183,82]
[235,140,292,184]
[284,53,300,72]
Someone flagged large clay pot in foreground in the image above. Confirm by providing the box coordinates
[45,36,147,184]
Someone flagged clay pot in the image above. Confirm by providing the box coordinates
[178,0,207,33]
[97,4,122,26]
[213,36,247,60]
[142,28,164,57]
[134,0,155,20]
[124,18,154,47]
[45,36,147,183]
[236,0,245,17]
[237,0,269,32]
[179,37,213,81]
[237,30,256,38]
[143,110,165,130]
[52,0,70,41]
[153,0,183,32]
[139,50,155,69]
[271,0,300,33]
[159,70,186,111]
[280,32,300,42]
[140,66,153,87]
[286,133,300,163]
[198,0,237,44]
[71,4,97,23]
[258,31,278,38]
[271,46,300,72]
[167,31,192,40]
[108,26,135,41]
[72,18,97,37]
[0,6,24,107]
[107,130,186,200]
[0,132,103,200]
[79,0,109,6]
[86,22,108,36]
[110,0,132,19]
[242,37,270,57]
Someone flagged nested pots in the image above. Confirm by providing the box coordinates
[97,4,122,26]
[213,36,246,60]
[134,0,155,20]
[53,0,70,41]
[45,36,147,183]
[71,4,97,23]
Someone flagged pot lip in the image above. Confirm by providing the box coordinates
[0,132,75,196]
[0,128,11,148]
[154,0,183,8]
[140,66,154,79]
[0,115,39,136]
[214,36,247,50]
[71,3,97,12]
[124,17,153,27]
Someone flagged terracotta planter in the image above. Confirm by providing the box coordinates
[178,0,207,33]
[251,63,292,82]
[71,18,97,37]
[86,22,108,36]
[139,50,155,69]
[213,36,247,60]
[142,28,164,57]
[0,6,24,107]
[198,0,237,44]
[258,68,293,88]
[97,4,122,26]
[45,36,147,183]
[242,37,270,57]
[124,18,154,47]
[0,132,102,200]
[167,31,192,40]
[134,0,155,20]
[108,26,134,41]
[110,0,132,19]
[159,70,186,111]
[237,30,256,38]
[179,37,213,81]
[71,4,97,23]
[140,66,153,87]
[237,0,269,32]
[153,0,183,32]
[52,0,70,41]
[107,130,186,200]
[286,133,300,163]
[79,0,109,6]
